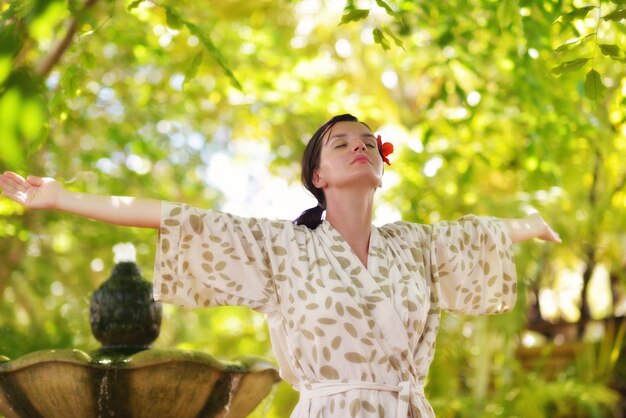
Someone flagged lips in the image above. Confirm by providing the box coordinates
[352,155,371,164]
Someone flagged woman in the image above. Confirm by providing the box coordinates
[0,114,560,417]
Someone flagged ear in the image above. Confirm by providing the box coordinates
[312,169,327,188]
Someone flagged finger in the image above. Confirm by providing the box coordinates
[4,171,26,182]
[1,190,25,205]
[3,171,28,189]
[26,175,44,187]
[547,230,561,243]
[0,175,20,194]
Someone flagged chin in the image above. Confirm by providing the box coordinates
[342,173,382,189]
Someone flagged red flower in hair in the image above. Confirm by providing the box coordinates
[376,135,394,166]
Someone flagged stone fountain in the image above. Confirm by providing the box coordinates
[0,245,280,418]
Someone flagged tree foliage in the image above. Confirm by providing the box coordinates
[1,0,625,416]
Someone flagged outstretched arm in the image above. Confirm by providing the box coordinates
[0,171,161,229]
[503,213,561,244]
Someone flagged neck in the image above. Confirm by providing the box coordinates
[324,187,375,267]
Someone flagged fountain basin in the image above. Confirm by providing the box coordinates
[0,348,280,418]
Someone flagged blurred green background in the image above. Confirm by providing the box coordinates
[1,0,625,416]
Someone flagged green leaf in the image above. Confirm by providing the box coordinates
[602,8,626,21]
[185,22,242,90]
[67,0,79,16]
[373,28,390,50]
[63,65,80,96]
[24,0,68,44]
[340,8,369,25]
[81,51,97,69]
[554,38,581,53]
[127,0,143,11]
[553,33,594,53]
[382,25,403,47]
[584,69,606,101]
[165,6,183,29]
[0,56,10,85]
[183,51,203,88]
[599,44,622,58]
[551,58,590,75]
[19,97,46,143]
[375,0,397,16]
[0,87,24,167]
[0,25,22,57]
[561,6,596,22]
[497,0,518,29]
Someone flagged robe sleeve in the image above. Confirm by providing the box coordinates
[152,202,282,313]
[428,215,517,315]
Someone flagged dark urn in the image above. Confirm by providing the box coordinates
[90,261,162,353]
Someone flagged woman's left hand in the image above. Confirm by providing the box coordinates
[529,213,561,243]
[504,213,561,244]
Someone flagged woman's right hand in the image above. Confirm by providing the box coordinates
[0,171,63,210]
[1,171,162,228]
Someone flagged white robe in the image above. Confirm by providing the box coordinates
[153,202,517,417]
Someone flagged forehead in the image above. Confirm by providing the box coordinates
[328,121,372,136]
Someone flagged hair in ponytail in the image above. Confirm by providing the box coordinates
[294,204,325,229]
[294,114,370,229]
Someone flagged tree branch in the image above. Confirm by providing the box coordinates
[611,173,626,198]
[35,0,99,77]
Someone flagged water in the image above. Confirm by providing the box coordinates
[97,365,115,417]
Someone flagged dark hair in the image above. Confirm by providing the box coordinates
[294,114,371,229]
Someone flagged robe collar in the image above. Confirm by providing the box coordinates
[317,221,414,370]
[319,220,375,271]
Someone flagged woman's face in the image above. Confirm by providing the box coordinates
[313,121,383,191]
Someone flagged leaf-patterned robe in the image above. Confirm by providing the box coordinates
[153,202,517,418]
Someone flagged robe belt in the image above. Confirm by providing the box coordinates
[298,379,423,418]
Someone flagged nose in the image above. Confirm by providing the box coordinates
[351,140,367,152]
